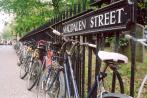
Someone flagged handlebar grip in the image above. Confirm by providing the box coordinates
[125,34,132,39]
[88,43,96,48]
[52,29,61,36]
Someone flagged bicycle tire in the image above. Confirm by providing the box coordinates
[137,75,147,98]
[20,63,28,79]
[113,69,124,93]
[17,54,23,66]
[37,67,51,98]
[17,58,21,66]
[102,69,124,94]
[19,57,29,79]
[27,60,41,91]
[45,70,66,98]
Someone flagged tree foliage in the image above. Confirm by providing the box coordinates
[0,0,54,36]
[0,0,89,37]
[2,32,12,39]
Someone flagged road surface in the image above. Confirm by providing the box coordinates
[0,45,37,98]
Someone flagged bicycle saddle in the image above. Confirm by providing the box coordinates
[102,92,133,98]
[98,51,128,64]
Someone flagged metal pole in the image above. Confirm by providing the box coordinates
[130,0,136,96]
[81,36,85,98]
[112,32,120,93]
[130,28,136,97]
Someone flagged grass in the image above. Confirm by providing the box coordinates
[119,48,147,97]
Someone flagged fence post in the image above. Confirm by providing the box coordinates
[81,36,85,98]
[82,0,87,11]
[111,32,120,93]
[130,24,136,97]
[69,6,73,17]
[87,36,92,95]
[73,4,77,15]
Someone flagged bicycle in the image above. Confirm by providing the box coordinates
[16,42,24,66]
[19,41,35,79]
[37,42,66,98]
[27,40,45,90]
[27,40,60,91]
[125,34,147,98]
[43,28,132,98]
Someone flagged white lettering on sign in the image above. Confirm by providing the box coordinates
[110,10,116,24]
[90,8,124,28]
[116,8,124,23]
[63,19,86,33]
[99,14,104,26]
[63,8,125,33]
[104,12,109,25]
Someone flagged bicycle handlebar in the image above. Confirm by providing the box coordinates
[52,29,61,36]
[79,43,96,48]
[50,27,97,48]
[125,34,147,47]
[50,27,61,36]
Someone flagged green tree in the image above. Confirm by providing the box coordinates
[0,0,90,37]
[2,32,12,39]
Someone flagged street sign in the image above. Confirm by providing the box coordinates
[63,0,134,36]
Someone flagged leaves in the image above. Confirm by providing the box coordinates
[0,0,90,36]
[0,0,54,36]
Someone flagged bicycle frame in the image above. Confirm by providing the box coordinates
[60,41,105,98]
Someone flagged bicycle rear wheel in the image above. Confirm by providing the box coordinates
[27,60,41,91]
[102,68,124,94]
[138,75,147,98]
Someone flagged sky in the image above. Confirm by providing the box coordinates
[0,11,13,34]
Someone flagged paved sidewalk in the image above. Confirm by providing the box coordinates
[0,45,37,98]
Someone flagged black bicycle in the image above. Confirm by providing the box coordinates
[42,28,132,98]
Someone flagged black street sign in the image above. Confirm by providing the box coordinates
[63,0,134,36]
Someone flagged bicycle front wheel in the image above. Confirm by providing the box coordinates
[45,70,65,98]
[138,75,147,98]
[20,63,28,79]
[20,56,30,79]
[37,67,52,98]
[27,60,42,91]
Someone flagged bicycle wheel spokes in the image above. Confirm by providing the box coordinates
[45,85,59,98]
[20,63,27,79]
[27,60,41,91]
[45,70,65,98]
[37,69,49,98]
[37,81,46,98]
[45,69,59,98]
[20,57,30,79]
